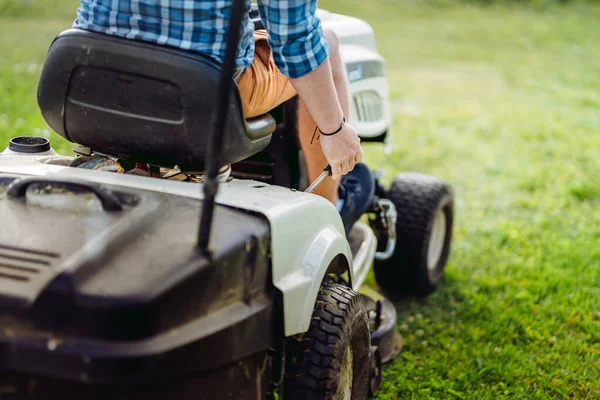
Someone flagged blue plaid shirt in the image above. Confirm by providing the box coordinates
[73,0,330,79]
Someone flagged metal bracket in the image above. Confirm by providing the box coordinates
[369,346,383,396]
[373,198,397,261]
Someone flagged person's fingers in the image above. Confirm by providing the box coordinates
[331,163,342,180]
[355,146,364,164]
[347,158,356,173]
[340,162,350,176]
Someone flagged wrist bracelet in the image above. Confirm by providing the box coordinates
[319,117,346,136]
[310,116,346,145]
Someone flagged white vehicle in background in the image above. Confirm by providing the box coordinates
[319,9,392,148]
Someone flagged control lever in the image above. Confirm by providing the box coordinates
[304,164,332,194]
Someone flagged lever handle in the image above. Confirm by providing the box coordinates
[304,164,332,193]
[7,177,123,212]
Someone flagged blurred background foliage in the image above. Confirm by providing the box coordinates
[0,0,78,18]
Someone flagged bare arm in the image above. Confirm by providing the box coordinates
[256,0,342,130]
[257,0,363,178]
[289,58,363,179]
[289,58,344,132]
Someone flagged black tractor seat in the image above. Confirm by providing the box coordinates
[37,29,276,171]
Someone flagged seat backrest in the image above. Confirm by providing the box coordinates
[37,29,274,170]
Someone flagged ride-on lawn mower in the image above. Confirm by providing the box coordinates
[0,1,454,399]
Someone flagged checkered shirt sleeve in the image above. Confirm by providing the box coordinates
[257,0,330,78]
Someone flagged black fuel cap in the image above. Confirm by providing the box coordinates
[9,136,51,153]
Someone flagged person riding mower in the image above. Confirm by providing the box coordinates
[0,0,455,398]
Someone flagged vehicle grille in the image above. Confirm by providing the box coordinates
[353,91,384,122]
[0,244,59,283]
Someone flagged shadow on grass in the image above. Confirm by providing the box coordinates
[383,274,464,316]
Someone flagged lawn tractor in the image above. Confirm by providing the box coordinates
[0,2,454,399]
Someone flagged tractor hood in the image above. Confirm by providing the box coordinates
[0,145,352,343]
[0,169,271,342]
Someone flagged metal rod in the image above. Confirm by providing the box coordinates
[197,0,246,253]
[304,164,332,194]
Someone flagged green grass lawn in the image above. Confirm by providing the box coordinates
[1,0,599,398]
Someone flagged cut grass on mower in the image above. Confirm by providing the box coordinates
[1,0,599,398]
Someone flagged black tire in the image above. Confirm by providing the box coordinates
[374,173,454,296]
[284,283,371,400]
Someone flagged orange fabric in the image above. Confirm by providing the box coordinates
[237,30,297,118]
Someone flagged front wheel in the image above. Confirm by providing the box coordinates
[374,173,454,296]
[284,283,371,400]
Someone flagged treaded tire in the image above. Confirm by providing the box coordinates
[374,173,454,296]
[284,283,371,400]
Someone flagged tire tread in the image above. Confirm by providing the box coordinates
[285,283,370,399]
[374,173,453,296]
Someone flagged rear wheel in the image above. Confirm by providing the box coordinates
[284,283,371,400]
[374,173,454,296]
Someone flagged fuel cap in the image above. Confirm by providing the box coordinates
[9,136,51,153]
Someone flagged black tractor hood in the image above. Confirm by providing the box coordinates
[0,173,274,384]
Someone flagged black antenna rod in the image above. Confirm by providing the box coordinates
[197,0,246,253]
